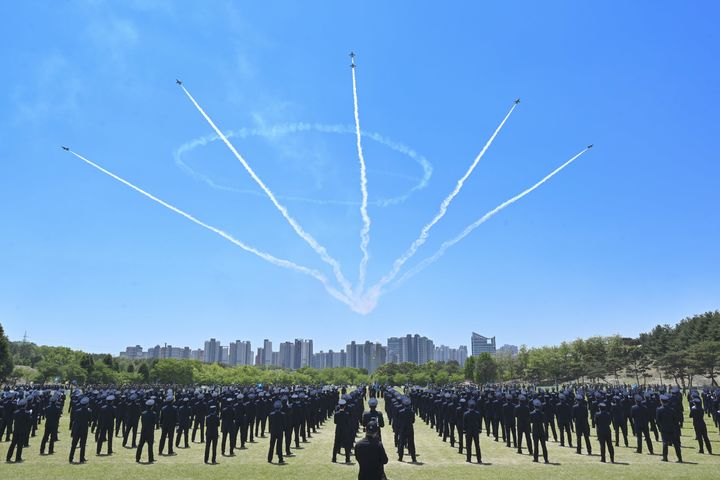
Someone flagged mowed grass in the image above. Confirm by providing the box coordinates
[2,396,720,480]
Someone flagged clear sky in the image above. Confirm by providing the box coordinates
[1,1,718,354]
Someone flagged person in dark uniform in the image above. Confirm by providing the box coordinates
[396,396,417,463]
[610,396,629,447]
[267,400,285,464]
[204,404,219,464]
[594,402,615,463]
[530,399,548,463]
[556,393,573,448]
[123,394,141,448]
[333,398,352,463]
[656,394,682,463]
[96,395,116,456]
[689,397,712,454]
[502,394,517,449]
[192,394,207,443]
[572,394,592,455]
[40,396,61,455]
[630,394,653,454]
[354,420,388,480]
[455,397,466,454]
[220,396,235,456]
[136,399,156,463]
[176,397,192,449]
[515,395,533,456]
[362,397,385,441]
[69,396,91,464]
[158,396,178,456]
[463,398,482,463]
[6,398,31,463]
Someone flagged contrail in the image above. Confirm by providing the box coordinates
[351,60,372,295]
[180,85,354,298]
[393,146,590,289]
[67,150,353,307]
[371,102,518,292]
[173,123,433,207]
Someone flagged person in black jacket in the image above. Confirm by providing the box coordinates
[40,396,61,455]
[354,421,388,480]
[136,399,157,463]
[192,394,207,443]
[630,394,653,454]
[689,397,712,454]
[514,395,533,456]
[267,400,285,464]
[123,394,141,448]
[463,399,482,463]
[204,404,219,464]
[656,394,682,463]
[220,396,235,456]
[396,396,416,463]
[556,394,573,448]
[594,402,615,463]
[572,394,592,455]
[158,396,178,456]
[333,399,352,463]
[6,399,31,463]
[502,394,517,448]
[530,399,548,463]
[69,397,91,464]
[175,397,192,449]
[96,395,116,456]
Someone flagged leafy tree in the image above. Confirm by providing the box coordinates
[138,363,150,382]
[127,363,135,373]
[474,353,498,384]
[689,340,720,386]
[0,323,13,381]
[625,346,652,385]
[464,355,476,380]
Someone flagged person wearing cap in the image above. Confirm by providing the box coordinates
[192,394,208,443]
[572,394,592,455]
[455,397,467,454]
[689,397,712,454]
[529,399,548,463]
[204,404,220,464]
[136,399,157,463]
[69,397,91,464]
[362,397,385,441]
[159,396,178,456]
[514,395,533,456]
[40,396,61,455]
[556,393,573,448]
[123,394,141,448]
[656,394,682,462]
[463,398,482,463]
[502,394,517,449]
[267,400,285,464]
[354,420,388,480]
[175,397,192,449]
[96,395,116,456]
[630,394,653,454]
[220,396,235,456]
[610,396,629,448]
[333,398,353,463]
[5,398,31,463]
[594,402,615,463]
[396,396,417,463]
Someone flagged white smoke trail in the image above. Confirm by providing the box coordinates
[392,147,590,289]
[67,150,353,307]
[180,86,354,298]
[371,103,518,292]
[351,64,372,295]
[173,123,433,207]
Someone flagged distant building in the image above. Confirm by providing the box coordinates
[119,345,144,360]
[279,342,294,369]
[204,338,221,364]
[229,340,252,366]
[471,333,496,356]
[387,337,401,364]
[294,339,313,369]
[263,339,273,366]
[497,344,519,356]
[434,344,468,367]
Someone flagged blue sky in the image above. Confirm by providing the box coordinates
[1,1,718,354]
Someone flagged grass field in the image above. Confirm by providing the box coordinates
[2,396,719,479]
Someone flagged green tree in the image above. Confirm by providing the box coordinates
[464,355,476,380]
[151,359,194,385]
[0,323,14,381]
[625,345,652,385]
[474,353,498,384]
[138,363,150,382]
[689,340,720,386]
[127,363,135,373]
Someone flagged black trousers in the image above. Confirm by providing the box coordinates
[176,425,190,447]
[517,425,533,454]
[613,419,629,446]
[465,432,481,462]
[504,421,517,447]
[6,433,25,462]
[399,429,416,461]
[40,424,58,453]
[333,434,351,461]
[284,427,293,454]
[268,432,283,462]
[204,436,218,463]
[457,427,464,453]
[694,424,712,453]
[598,433,614,462]
[533,433,548,462]
[158,427,175,454]
[221,430,233,454]
[576,427,592,454]
[69,432,87,462]
[661,432,682,462]
[96,425,113,454]
[558,421,573,446]
[136,435,154,462]
[635,425,653,453]
[123,419,138,447]
[192,417,205,443]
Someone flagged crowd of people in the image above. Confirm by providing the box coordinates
[1,382,719,479]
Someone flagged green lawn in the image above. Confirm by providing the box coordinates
[2,396,719,479]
